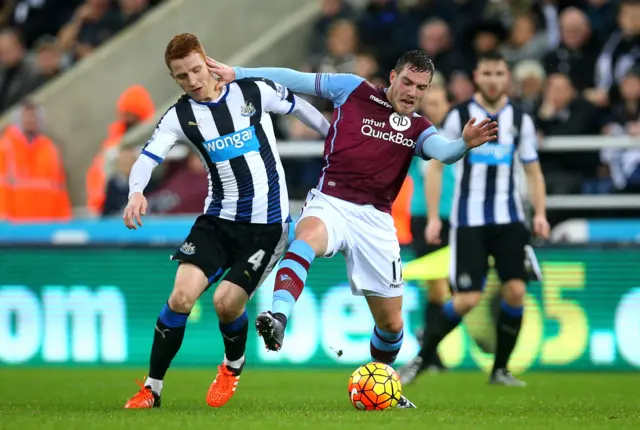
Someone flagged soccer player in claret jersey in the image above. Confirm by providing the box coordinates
[209,51,498,408]
[121,33,329,409]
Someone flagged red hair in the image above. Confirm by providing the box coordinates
[164,33,205,69]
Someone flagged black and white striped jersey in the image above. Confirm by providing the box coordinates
[142,78,295,224]
[441,98,538,228]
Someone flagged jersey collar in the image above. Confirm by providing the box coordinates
[189,84,230,106]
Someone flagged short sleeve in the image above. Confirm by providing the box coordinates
[518,114,539,164]
[141,108,182,163]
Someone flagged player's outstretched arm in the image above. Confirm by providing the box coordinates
[206,58,364,106]
[416,118,498,164]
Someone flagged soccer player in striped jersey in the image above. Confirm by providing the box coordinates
[208,51,499,408]
[398,51,550,387]
[122,33,330,409]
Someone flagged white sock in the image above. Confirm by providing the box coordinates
[224,355,245,370]
[144,377,163,394]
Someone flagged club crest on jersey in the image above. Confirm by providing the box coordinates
[241,100,256,117]
[389,112,411,132]
[180,242,196,255]
[275,83,287,100]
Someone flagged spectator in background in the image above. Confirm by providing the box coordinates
[447,0,489,45]
[417,19,463,81]
[537,73,601,136]
[310,0,356,55]
[0,100,72,221]
[500,14,548,67]
[600,68,640,193]
[483,0,533,29]
[537,72,601,193]
[58,0,119,61]
[512,59,546,115]
[448,70,475,104]
[0,28,40,113]
[6,0,82,48]
[146,149,208,215]
[429,70,446,89]
[312,19,358,74]
[354,51,383,83]
[588,0,640,107]
[102,144,139,216]
[585,0,619,43]
[33,35,69,89]
[543,7,600,92]
[357,0,409,72]
[406,0,454,27]
[460,19,507,74]
[86,84,155,216]
[114,0,150,31]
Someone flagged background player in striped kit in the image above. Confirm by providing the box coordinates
[208,51,499,408]
[399,51,550,387]
[407,86,455,373]
[121,33,330,409]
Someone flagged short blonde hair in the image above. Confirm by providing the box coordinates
[513,60,546,84]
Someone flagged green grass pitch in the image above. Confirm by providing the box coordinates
[0,368,638,430]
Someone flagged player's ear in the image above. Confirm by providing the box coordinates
[389,69,397,84]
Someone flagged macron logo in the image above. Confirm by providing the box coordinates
[370,95,392,109]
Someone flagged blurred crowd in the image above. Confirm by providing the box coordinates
[0,0,166,221]
[279,0,640,200]
[1,0,639,223]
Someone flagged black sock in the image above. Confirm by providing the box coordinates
[419,300,461,364]
[149,303,189,380]
[426,300,443,333]
[425,301,443,365]
[493,300,523,373]
[219,310,249,368]
[425,300,442,340]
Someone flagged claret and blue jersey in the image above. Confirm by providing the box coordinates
[233,67,469,213]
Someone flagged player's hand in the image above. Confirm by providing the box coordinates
[533,215,550,240]
[425,218,442,245]
[462,117,498,149]
[205,57,235,91]
[123,192,147,230]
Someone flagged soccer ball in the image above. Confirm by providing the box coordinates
[348,362,402,410]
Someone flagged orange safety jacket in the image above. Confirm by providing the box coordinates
[0,125,72,222]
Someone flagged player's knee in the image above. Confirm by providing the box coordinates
[168,287,197,313]
[295,217,327,256]
[503,280,526,306]
[455,291,482,313]
[376,318,404,335]
[213,283,246,322]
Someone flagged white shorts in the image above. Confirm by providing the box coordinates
[299,189,403,298]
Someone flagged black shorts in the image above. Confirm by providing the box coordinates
[172,215,288,296]
[410,216,450,258]
[450,222,530,292]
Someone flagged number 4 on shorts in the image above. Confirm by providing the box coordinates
[248,249,265,271]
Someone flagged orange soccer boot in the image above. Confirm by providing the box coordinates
[206,361,244,408]
[124,377,161,409]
